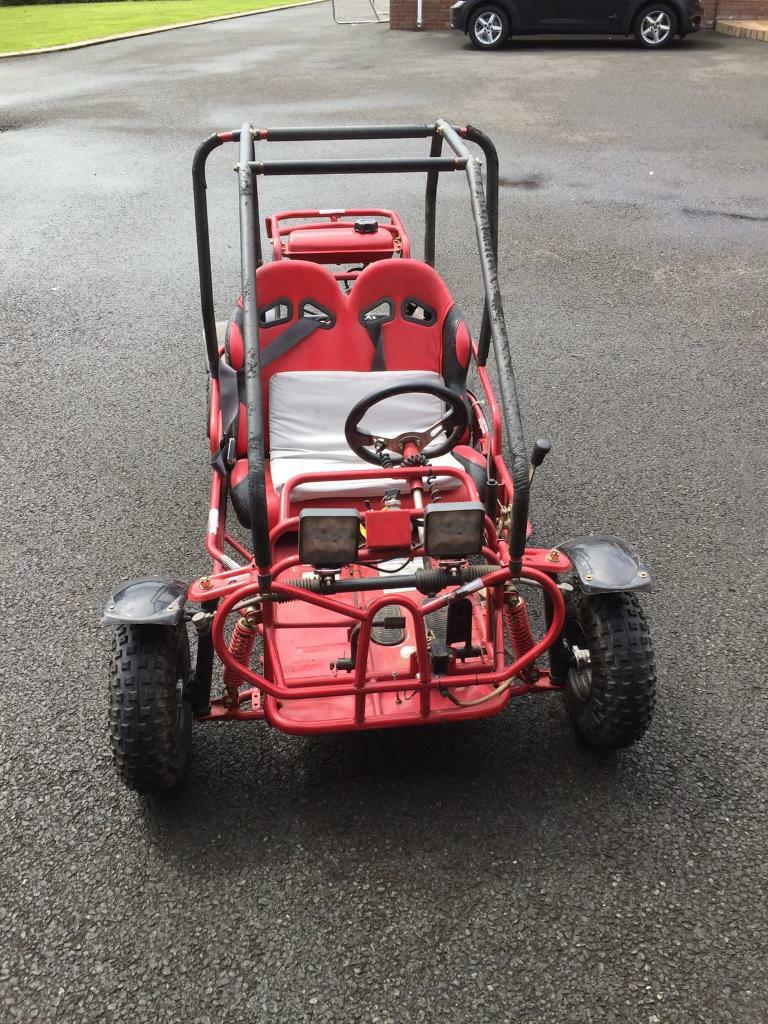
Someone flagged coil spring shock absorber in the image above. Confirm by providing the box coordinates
[222,610,259,708]
[504,586,538,682]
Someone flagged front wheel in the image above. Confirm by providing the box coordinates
[633,3,677,47]
[551,590,656,750]
[468,5,509,49]
[108,623,192,793]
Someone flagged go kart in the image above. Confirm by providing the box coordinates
[105,119,656,793]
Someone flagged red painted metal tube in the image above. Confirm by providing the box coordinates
[272,618,361,630]
[278,464,479,520]
[204,472,225,576]
[225,533,253,562]
[209,567,565,704]
[271,582,369,622]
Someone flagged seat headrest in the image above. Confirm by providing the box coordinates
[226,260,360,370]
[348,259,456,325]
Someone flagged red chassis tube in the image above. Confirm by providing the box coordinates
[199,341,572,730]
[197,563,566,723]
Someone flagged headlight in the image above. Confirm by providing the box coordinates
[424,502,485,558]
[299,509,361,568]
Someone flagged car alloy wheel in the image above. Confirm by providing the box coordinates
[640,10,672,44]
[475,11,504,45]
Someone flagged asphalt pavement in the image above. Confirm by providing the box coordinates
[1,9,767,1022]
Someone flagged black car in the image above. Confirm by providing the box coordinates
[451,0,703,48]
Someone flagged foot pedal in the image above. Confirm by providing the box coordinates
[446,598,473,647]
[371,606,406,647]
[423,604,451,675]
[446,597,481,661]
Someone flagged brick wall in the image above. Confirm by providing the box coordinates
[391,0,768,30]
[390,0,452,30]
[706,0,768,22]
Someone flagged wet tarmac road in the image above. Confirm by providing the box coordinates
[1,10,767,1022]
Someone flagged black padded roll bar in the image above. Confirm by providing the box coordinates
[462,125,499,366]
[249,157,467,176]
[192,133,226,378]
[237,125,271,582]
[436,119,529,573]
[255,124,437,141]
[424,132,443,267]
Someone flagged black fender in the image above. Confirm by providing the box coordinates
[462,0,522,33]
[103,577,188,626]
[621,0,686,34]
[557,536,651,595]
[500,0,522,31]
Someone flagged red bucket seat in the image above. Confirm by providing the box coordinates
[222,259,474,526]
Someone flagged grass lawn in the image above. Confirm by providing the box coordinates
[0,0,314,52]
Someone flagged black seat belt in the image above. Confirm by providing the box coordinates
[363,318,387,371]
[260,317,323,371]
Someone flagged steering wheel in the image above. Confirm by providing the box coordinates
[344,381,469,467]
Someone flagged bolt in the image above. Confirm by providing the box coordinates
[200,577,213,591]
[546,548,561,563]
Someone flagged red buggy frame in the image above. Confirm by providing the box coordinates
[105,119,656,792]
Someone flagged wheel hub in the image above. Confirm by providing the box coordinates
[567,643,592,702]
[641,11,671,44]
[476,12,503,44]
